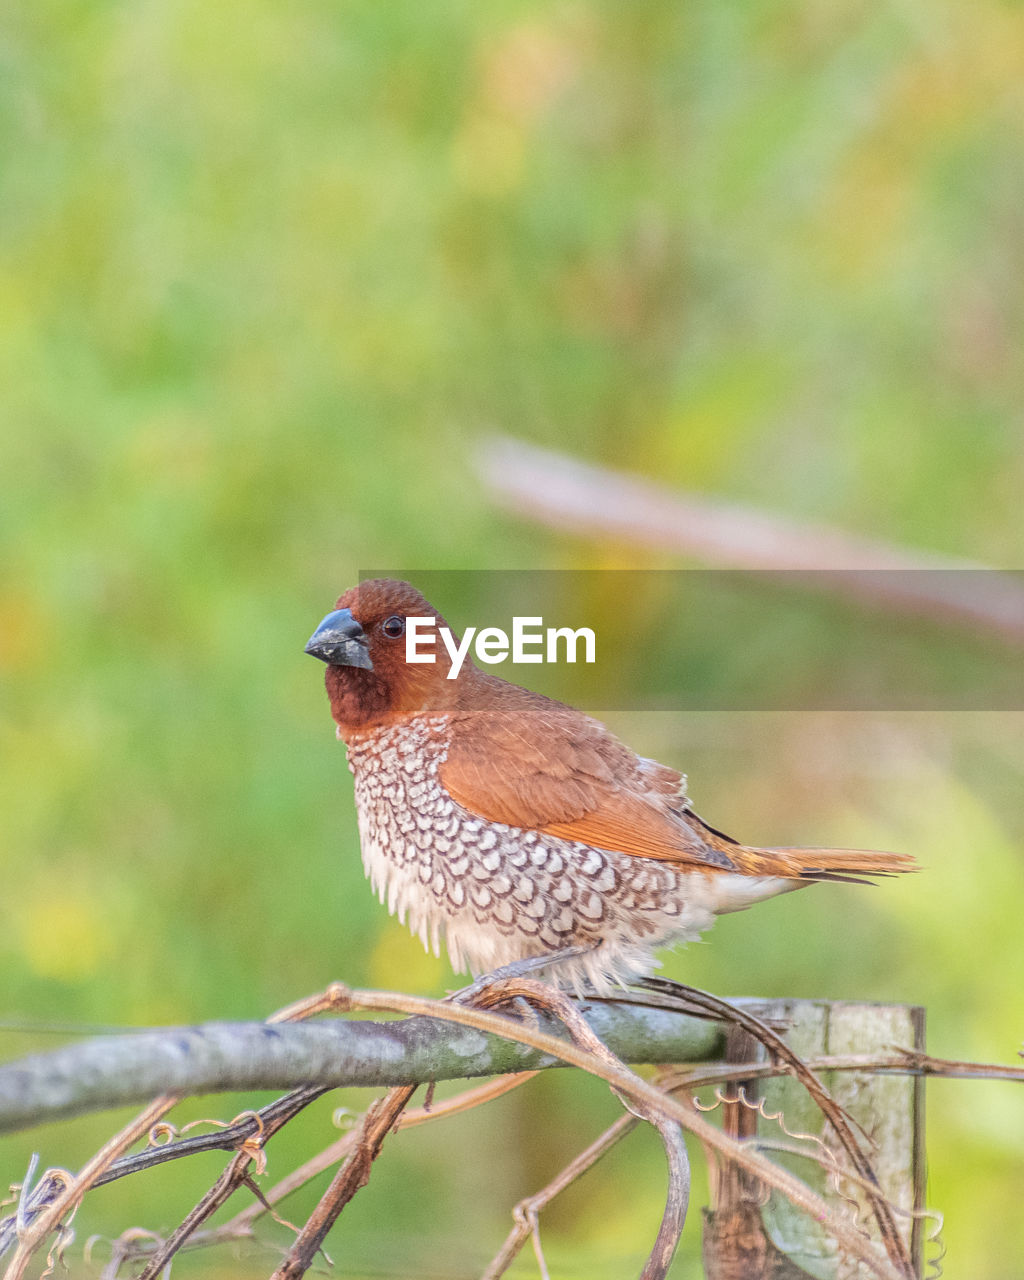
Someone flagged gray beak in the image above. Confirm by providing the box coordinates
[304,608,374,670]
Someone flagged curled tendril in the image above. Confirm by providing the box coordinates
[694,1085,838,1155]
[149,1109,264,1150]
[234,1111,268,1173]
[695,1086,864,1226]
[87,1227,166,1280]
[922,1209,946,1279]
[694,1085,941,1265]
[331,1107,358,1131]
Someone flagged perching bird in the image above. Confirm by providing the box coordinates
[305,579,915,991]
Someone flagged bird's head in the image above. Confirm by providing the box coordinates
[305,578,466,737]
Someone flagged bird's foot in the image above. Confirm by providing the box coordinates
[449,946,596,1012]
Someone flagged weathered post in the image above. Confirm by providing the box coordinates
[702,1000,926,1279]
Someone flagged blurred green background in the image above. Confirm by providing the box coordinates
[2,0,1023,1275]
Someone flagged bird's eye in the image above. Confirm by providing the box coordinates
[382,615,405,639]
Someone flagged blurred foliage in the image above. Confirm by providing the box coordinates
[1,0,1023,1275]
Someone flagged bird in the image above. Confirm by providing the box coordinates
[305,579,916,992]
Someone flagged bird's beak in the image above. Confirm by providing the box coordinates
[304,608,374,670]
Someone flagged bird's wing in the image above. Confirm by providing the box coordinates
[440,707,739,871]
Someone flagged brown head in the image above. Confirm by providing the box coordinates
[304,578,470,738]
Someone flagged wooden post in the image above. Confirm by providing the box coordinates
[701,1000,926,1280]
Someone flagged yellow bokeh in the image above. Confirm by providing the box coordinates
[18,888,114,982]
[452,111,526,197]
[0,590,49,673]
[367,921,448,994]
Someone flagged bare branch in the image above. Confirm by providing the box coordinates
[269,1085,418,1280]
[3,1095,179,1280]
[92,1076,540,1273]
[481,1113,638,1279]
[473,977,689,1280]
[0,998,724,1135]
[93,1087,327,1187]
[661,1048,1024,1092]
[474,433,1024,644]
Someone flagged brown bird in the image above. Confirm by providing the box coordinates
[305,579,915,991]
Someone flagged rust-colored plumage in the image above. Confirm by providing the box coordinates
[306,579,915,989]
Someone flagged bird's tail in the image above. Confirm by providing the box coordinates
[729,845,918,885]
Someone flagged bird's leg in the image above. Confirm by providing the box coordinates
[449,946,596,1008]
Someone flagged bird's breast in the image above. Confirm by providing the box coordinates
[338,716,724,985]
[344,716,467,956]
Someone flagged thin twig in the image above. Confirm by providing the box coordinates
[89,1087,327,1188]
[481,1113,639,1280]
[135,1151,258,1280]
[473,978,689,1280]
[660,1048,1024,1092]
[214,1072,538,1245]
[3,1094,180,1280]
[99,1074,540,1272]
[269,1085,418,1280]
[637,1104,689,1280]
[131,1091,325,1280]
[215,1072,537,1248]
[100,990,356,1280]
